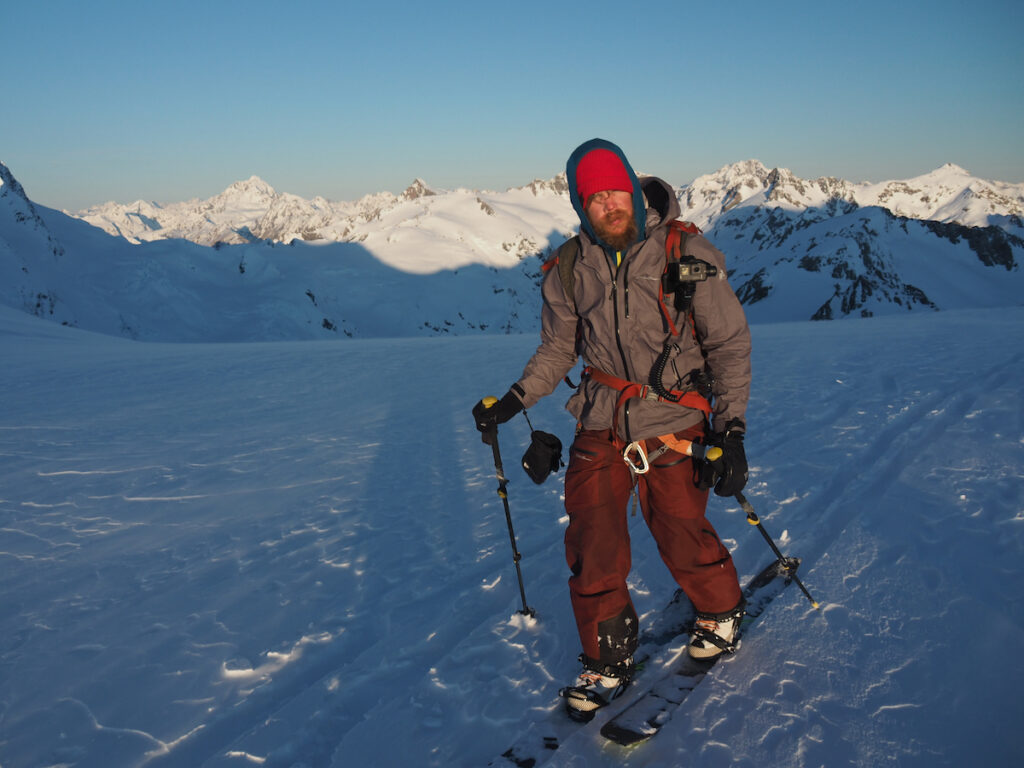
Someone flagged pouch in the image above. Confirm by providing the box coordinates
[521,430,563,484]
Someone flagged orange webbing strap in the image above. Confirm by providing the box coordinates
[656,433,701,458]
[646,433,721,463]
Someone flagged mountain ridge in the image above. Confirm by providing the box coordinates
[71,160,1024,247]
[1,159,1022,341]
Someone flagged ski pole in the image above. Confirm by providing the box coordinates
[735,492,820,609]
[480,397,535,618]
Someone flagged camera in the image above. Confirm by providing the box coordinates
[662,258,718,311]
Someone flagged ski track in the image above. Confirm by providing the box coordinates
[134,359,576,767]
[516,317,1024,768]
[640,329,1024,768]
[146,379,522,766]
[786,351,1021,572]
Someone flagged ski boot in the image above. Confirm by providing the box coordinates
[688,602,746,659]
[560,655,634,722]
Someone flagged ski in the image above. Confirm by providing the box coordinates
[599,557,800,747]
[492,558,799,765]
[490,588,698,767]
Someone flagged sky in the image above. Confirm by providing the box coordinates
[2,0,1022,211]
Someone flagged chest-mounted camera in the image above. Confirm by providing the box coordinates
[662,258,718,312]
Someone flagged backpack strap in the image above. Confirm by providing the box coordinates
[659,220,702,337]
[666,220,701,257]
[542,236,581,313]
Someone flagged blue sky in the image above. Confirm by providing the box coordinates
[3,0,1021,211]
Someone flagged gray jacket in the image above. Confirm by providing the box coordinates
[514,175,751,442]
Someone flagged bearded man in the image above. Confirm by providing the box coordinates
[473,138,752,721]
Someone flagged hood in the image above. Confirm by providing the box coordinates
[566,138,648,248]
[639,175,682,230]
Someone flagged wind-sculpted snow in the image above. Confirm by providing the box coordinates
[0,305,1021,767]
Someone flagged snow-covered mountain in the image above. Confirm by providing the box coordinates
[680,161,1024,320]
[73,174,578,259]
[0,162,75,326]
[74,161,1024,248]
[680,161,1024,230]
[1,159,1022,341]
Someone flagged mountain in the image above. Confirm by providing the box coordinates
[76,176,331,246]
[72,173,577,268]
[0,162,79,326]
[73,160,1024,252]
[1,159,1022,341]
[682,161,1024,321]
[680,160,1024,230]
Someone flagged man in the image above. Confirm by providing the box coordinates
[473,138,752,721]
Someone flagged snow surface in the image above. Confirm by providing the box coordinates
[1,302,1022,767]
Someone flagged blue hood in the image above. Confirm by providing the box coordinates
[566,138,647,248]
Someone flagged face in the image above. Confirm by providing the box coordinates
[585,190,636,250]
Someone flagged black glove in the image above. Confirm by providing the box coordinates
[698,419,748,497]
[472,389,524,444]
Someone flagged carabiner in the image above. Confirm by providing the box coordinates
[622,440,650,474]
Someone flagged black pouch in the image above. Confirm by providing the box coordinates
[521,430,563,484]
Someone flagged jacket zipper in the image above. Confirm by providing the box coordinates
[608,248,635,440]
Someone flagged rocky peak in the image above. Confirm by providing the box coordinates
[766,166,810,204]
[0,161,50,234]
[517,173,569,196]
[402,179,436,201]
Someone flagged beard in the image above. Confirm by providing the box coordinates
[592,210,638,252]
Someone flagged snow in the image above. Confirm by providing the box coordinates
[2,303,1022,767]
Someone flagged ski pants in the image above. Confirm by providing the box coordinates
[563,427,742,665]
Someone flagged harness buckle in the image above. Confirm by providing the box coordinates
[622,441,650,474]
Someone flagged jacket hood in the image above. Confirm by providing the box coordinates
[639,175,682,229]
[566,138,648,248]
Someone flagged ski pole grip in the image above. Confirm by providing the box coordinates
[703,445,723,462]
[666,439,721,462]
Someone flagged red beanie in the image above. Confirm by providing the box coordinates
[576,148,633,205]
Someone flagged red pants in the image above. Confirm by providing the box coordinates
[564,428,742,664]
